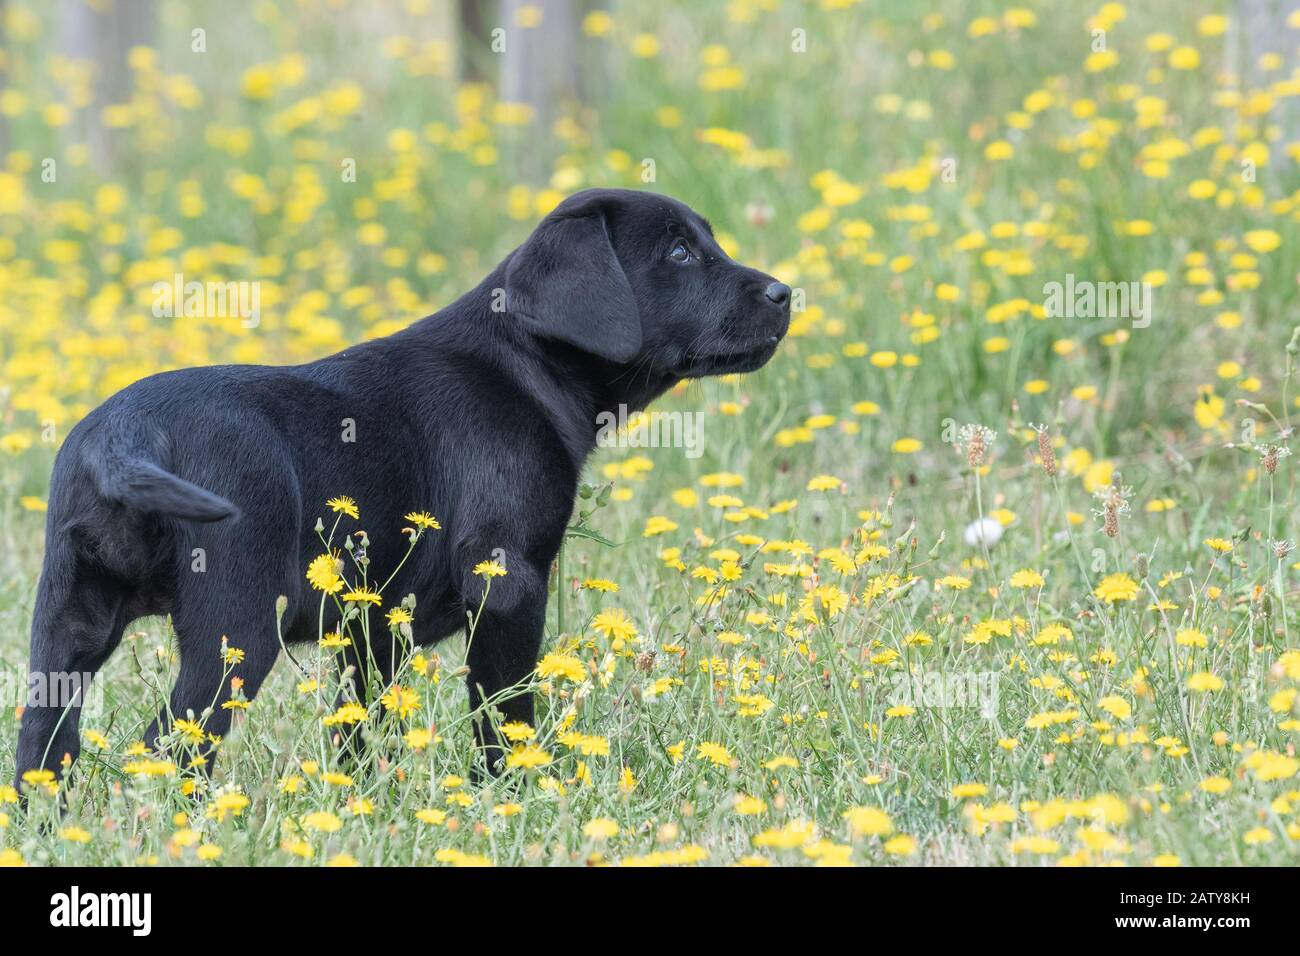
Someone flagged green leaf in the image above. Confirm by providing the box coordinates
[565,525,620,548]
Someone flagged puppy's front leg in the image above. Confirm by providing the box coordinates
[460,559,547,777]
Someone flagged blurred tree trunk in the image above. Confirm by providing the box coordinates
[1238,0,1299,170]
[0,0,8,156]
[457,0,493,83]
[57,0,155,174]
[499,0,579,183]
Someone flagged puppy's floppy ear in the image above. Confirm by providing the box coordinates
[505,205,642,364]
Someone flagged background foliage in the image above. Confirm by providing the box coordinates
[0,0,1298,866]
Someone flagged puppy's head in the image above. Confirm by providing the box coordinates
[505,188,790,377]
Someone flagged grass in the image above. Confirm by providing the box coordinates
[0,0,1299,866]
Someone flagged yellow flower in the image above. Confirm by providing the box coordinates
[306,553,344,594]
[797,207,833,233]
[207,791,250,821]
[380,685,418,718]
[404,728,434,750]
[0,433,33,455]
[619,767,638,792]
[280,837,314,859]
[500,721,535,742]
[870,350,898,368]
[1242,827,1273,845]
[984,140,1014,160]
[342,587,382,606]
[753,820,814,849]
[1199,776,1231,794]
[583,817,619,839]
[1009,835,1059,854]
[696,741,733,767]
[326,495,359,519]
[123,758,175,777]
[299,811,342,833]
[630,33,660,57]
[473,560,507,578]
[505,743,552,770]
[843,806,892,837]
[1168,46,1200,70]
[322,702,367,725]
[734,795,768,815]
[1187,672,1224,693]
[1245,751,1299,781]
[1243,229,1281,254]
[557,731,609,756]
[1194,388,1226,429]
[643,515,679,537]
[318,630,351,649]
[173,718,205,744]
[883,834,917,856]
[806,474,843,491]
[699,66,746,92]
[537,652,585,683]
[513,4,542,27]
[240,64,276,100]
[582,11,613,36]
[435,848,493,867]
[1009,569,1044,588]
[1197,14,1228,35]
[1098,696,1131,720]
[1094,573,1139,603]
[404,511,441,530]
[591,607,637,642]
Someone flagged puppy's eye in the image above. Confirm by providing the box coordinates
[668,240,693,263]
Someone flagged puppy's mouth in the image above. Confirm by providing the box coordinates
[677,335,781,377]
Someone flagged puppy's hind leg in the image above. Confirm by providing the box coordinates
[14,543,130,789]
[145,589,286,775]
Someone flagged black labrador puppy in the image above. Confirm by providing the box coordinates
[13,188,790,786]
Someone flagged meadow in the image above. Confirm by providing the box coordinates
[1,0,1298,866]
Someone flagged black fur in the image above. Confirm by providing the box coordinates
[13,188,790,785]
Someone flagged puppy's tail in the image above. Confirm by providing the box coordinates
[97,457,239,523]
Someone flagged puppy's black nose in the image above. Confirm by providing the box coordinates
[765,281,791,307]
